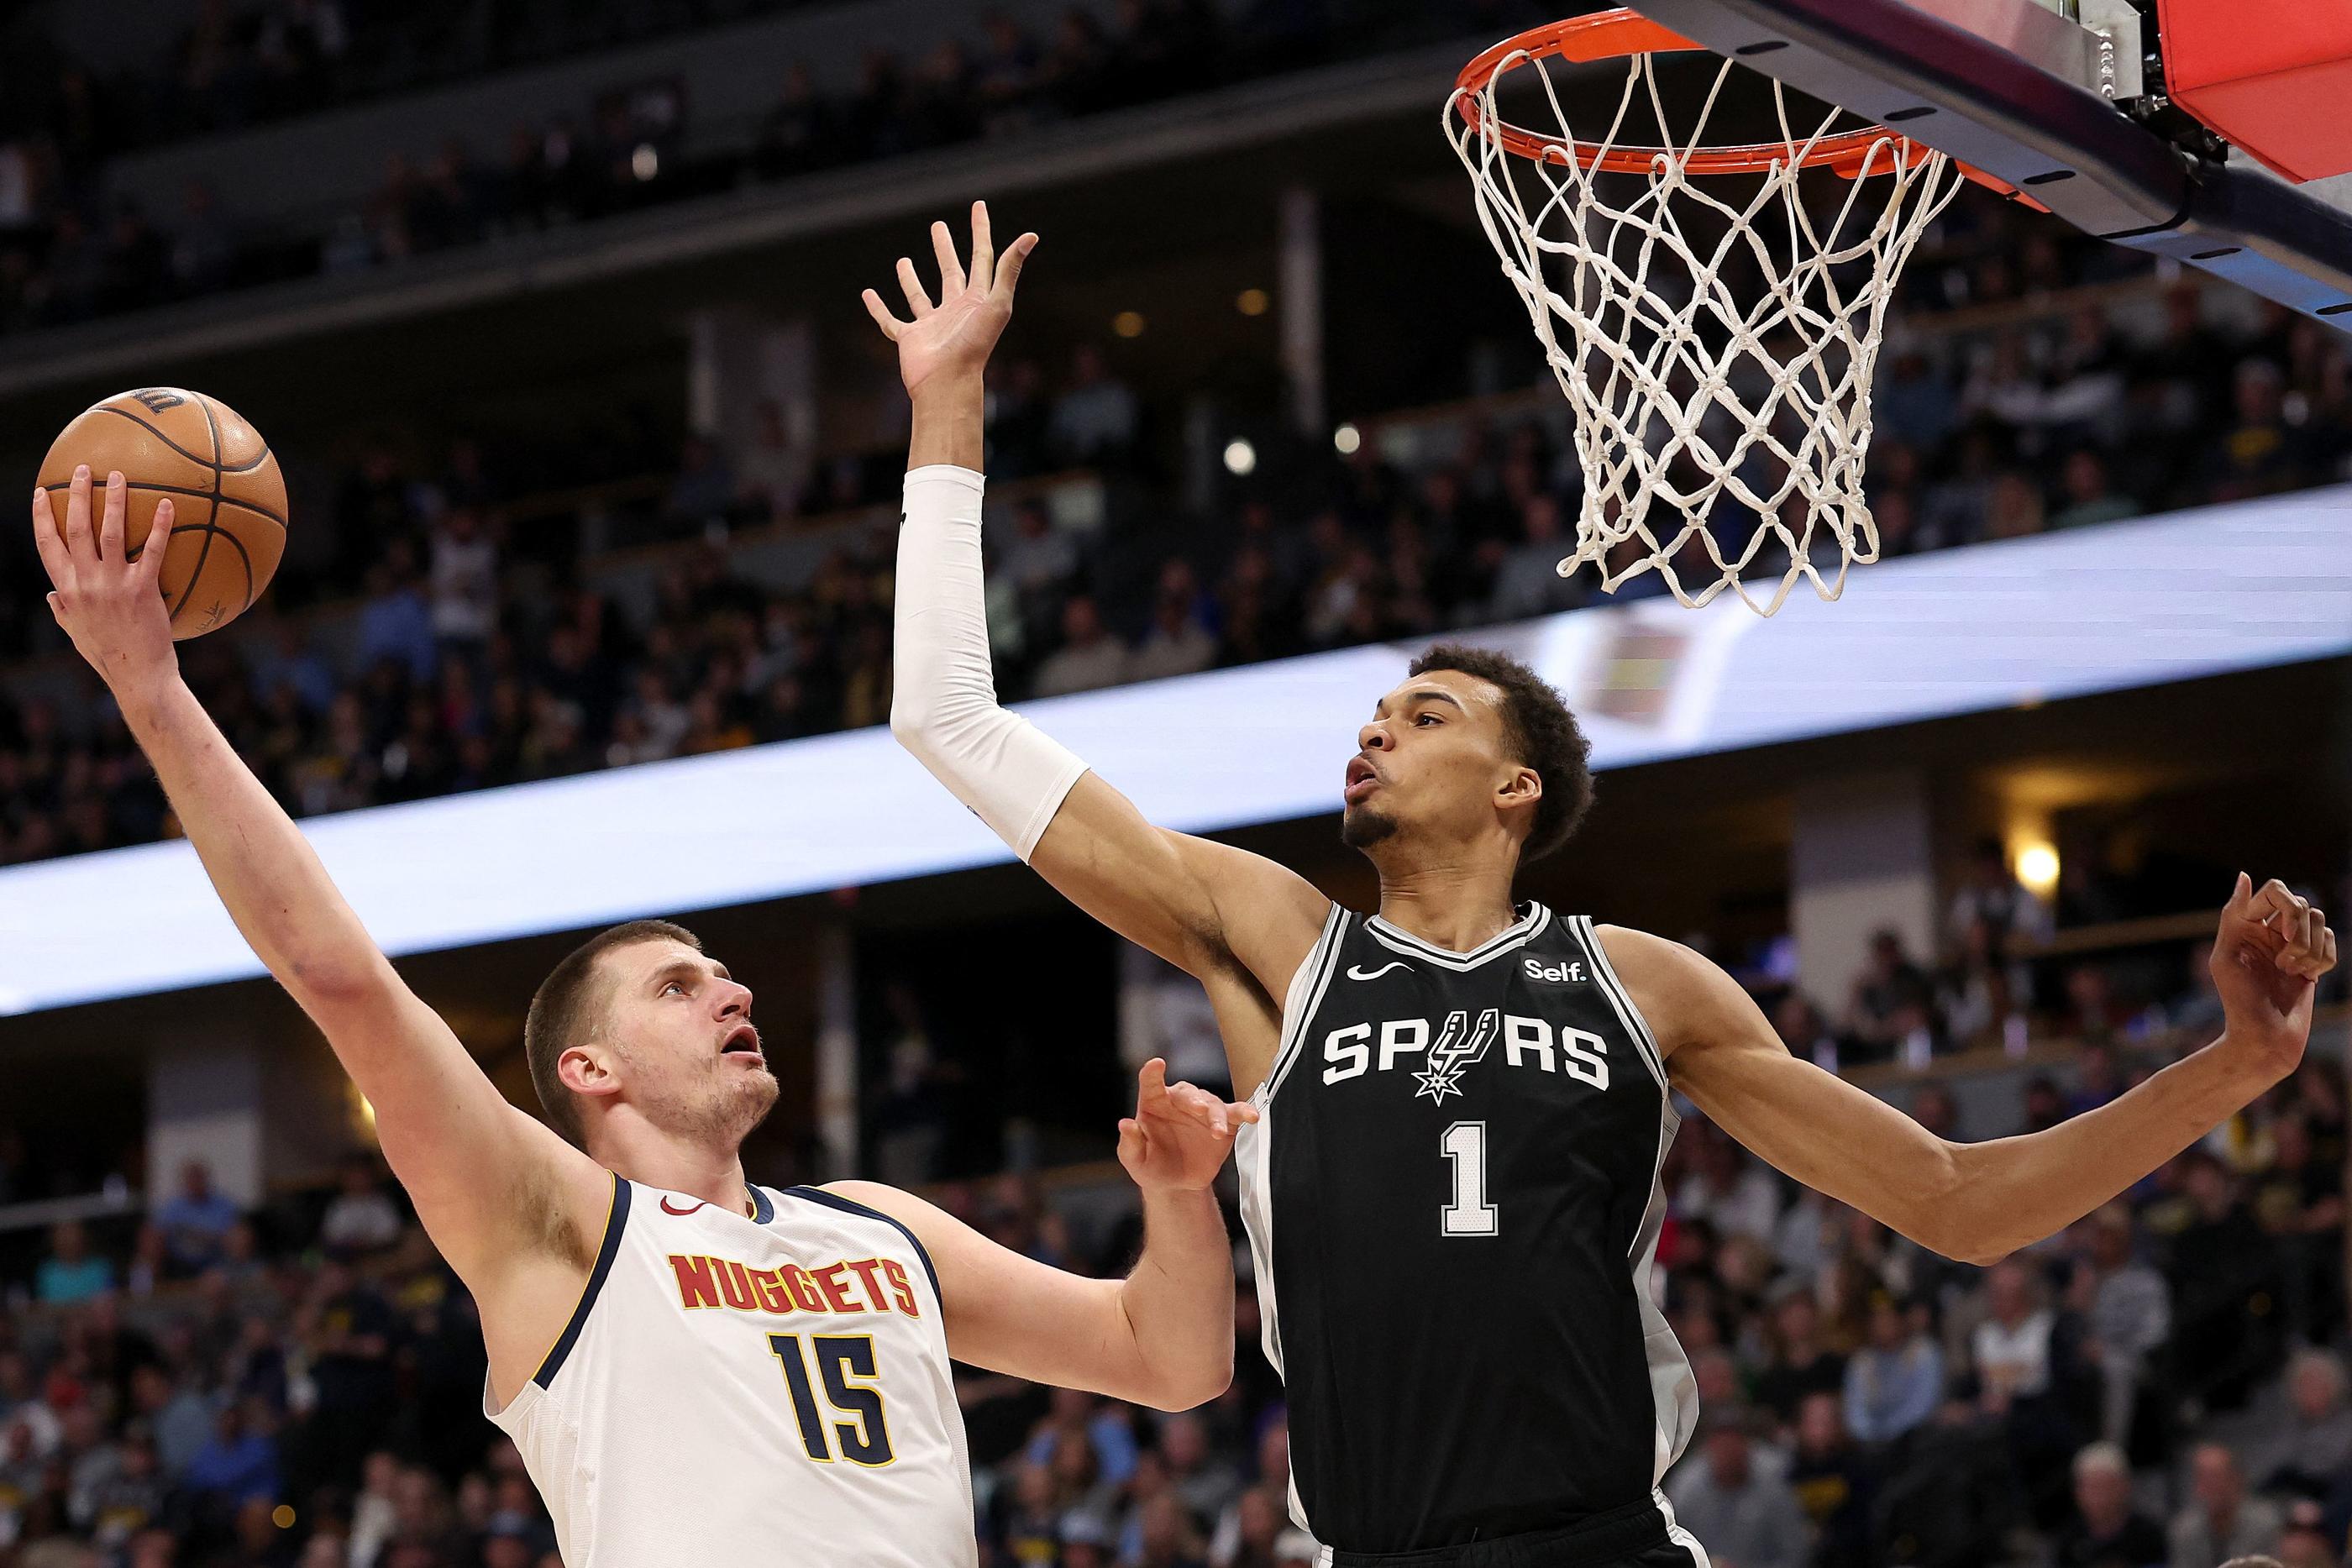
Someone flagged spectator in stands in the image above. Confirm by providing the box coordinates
[2076,1202,2171,1448]
[1751,1287,1845,1424]
[1675,1125,1781,1245]
[1048,344,1139,464]
[356,542,438,685]
[1846,928,1936,1062]
[2055,1440,2169,1568]
[1844,1293,1943,1445]
[127,1364,212,1481]
[318,1155,403,1258]
[1487,495,1583,622]
[428,506,498,669]
[154,1161,240,1277]
[1662,1408,1807,1568]
[2171,1444,2284,1568]
[2255,1113,2346,1345]
[2201,360,2310,502]
[1032,595,1129,696]
[1130,564,1218,683]
[34,1220,113,1305]
[665,435,737,532]
[2052,447,2139,530]
[181,1398,277,1522]
[2247,1350,2352,1500]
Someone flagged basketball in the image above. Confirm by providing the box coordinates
[37,388,287,639]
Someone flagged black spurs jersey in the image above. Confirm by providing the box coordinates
[1234,901,1698,1556]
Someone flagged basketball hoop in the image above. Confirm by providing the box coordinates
[1449,10,1974,614]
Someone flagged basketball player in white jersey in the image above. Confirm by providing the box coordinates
[29,464,1255,1568]
[874,204,2339,1565]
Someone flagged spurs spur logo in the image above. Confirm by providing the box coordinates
[1414,1008,1499,1104]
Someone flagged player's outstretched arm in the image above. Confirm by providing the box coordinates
[1620,876,2336,1265]
[29,470,607,1294]
[830,1059,1248,1411]
[875,205,1329,1086]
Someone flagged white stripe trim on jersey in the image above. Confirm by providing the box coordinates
[1656,1487,1713,1566]
[1568,915,1669,1093]
[1260,902,1347,1102]
[1632,1096,1696,1486]
[1363,903,1551,972]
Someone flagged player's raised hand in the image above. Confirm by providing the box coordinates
[31,467,178,691]
[2211,873,2337,1075]
[1116,1057,1259,1194]
[862,200,1037,398]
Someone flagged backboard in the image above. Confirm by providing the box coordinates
[1632,0,2352,328]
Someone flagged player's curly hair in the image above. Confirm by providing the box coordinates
[1408,642,1593,863]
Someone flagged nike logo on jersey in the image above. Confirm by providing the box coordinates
[1523,957,1585,983]
[659,1196,710,1216]
[1347,961,1409,981]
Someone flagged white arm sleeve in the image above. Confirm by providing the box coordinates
[890,464,1089,861]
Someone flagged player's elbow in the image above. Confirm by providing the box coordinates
[1905,1146,2014,1266]
[889,690,934,753]
[1137,1351,1233,1413]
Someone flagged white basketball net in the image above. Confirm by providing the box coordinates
[1448,46,1966,614]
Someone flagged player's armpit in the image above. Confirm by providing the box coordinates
[824,1178,1231,1412]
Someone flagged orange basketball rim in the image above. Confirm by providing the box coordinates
[1453,8,2025,197]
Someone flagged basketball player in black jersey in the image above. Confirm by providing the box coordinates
[874,204,2339,1566]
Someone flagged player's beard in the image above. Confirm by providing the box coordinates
[1341,805,1399,852]
[636,1050,780,1151]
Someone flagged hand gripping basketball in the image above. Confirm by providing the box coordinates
[32,467,181,692]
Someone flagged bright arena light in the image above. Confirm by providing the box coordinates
[631,144,659,181]
[1222,438,1257,475]
[1332,422,1362,455]
[1112,310,1147,338]
[2015,842,2061,896]
[1236,287,1270,316]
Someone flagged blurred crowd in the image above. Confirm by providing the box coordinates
[3,1012,2350,1567]
[1,254,2349,873]
[0,0,1512,334]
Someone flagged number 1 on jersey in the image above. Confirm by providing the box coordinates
[1440,1120,1498,1235]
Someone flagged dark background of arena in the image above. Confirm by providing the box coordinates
[0,2,2349,1567]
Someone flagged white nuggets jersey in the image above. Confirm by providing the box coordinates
[488,1176,975,1568]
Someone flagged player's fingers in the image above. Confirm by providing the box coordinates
[1116,1117,1144,1164]
[969,200,995,290]
[45,591,62,625]
[2223,871,2254,918]
[895,256,934,317]
[1170,1083,1229,1138]
[861,288,905,340]
[2252,878,2303,926]
[1227,1099,1262,1125]
[97,471,127,563]
[63,465,94,560]
[930,220,966,296]
[140,498,176,581]
[992,233,1038,302]
[29,488,72,587]
[1136,1057,1168,1110]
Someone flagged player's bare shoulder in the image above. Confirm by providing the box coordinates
[1583,923,1746,1062]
